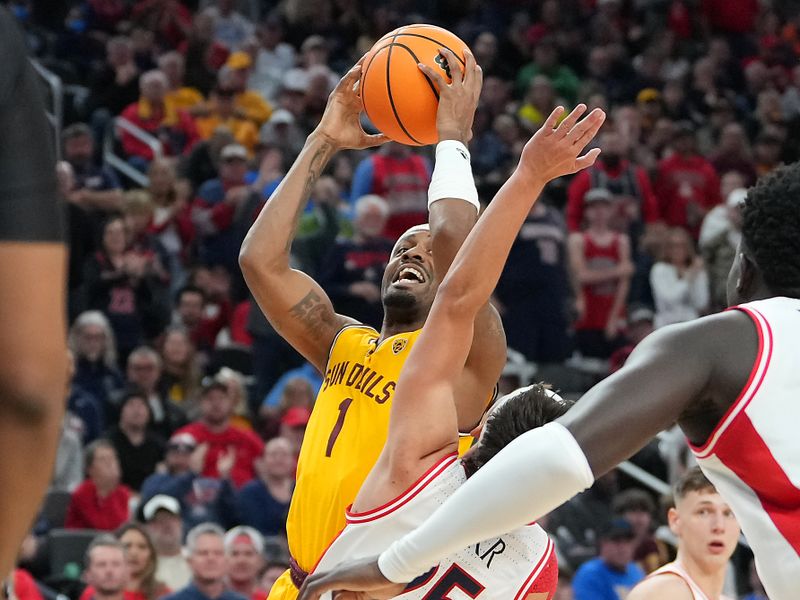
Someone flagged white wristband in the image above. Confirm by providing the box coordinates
[427,140,479,212]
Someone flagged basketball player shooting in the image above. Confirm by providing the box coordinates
[0,6,68,580]
[239,49,506,599]
[296,162,800,600]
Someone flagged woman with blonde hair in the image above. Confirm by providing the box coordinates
[158,326,202,409]
[216,367,253,430]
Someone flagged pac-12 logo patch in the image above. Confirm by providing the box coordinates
[392,338,408,355]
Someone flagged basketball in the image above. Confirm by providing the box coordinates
[360,24,471,146]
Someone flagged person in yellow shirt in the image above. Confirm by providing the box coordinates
[239,51,506,600]
[221,51,272,127]
[195,86,259,155]
[158,51,205,113]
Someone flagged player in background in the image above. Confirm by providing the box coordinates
[629,467,739,600]
[306,101,605,600]
[239,48,506,599]
[291,163,800,599]
[0,6,68,579]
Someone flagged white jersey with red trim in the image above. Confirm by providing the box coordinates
[689,297,800,600]
[648,561,733,600]
[313,453,558,600]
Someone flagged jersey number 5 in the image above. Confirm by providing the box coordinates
[421,564,484,600]
[325,397,353,457]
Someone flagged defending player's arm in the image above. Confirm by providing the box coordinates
[239,63,388,372]
[421,49,507,431]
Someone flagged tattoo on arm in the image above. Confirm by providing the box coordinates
[285,142,334,253]
[289,290,338,335]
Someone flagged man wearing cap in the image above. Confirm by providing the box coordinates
[192,143,262,272]
[224,527,267,600]
[572,518,646,600]
[143,495,192,591]
[218,54,272,127]
[141,432,198,502]
[654,123,722,238]
[163,524,247,600]
[609,306,655,372]
[174,379,263,487]
[278,408,309,460]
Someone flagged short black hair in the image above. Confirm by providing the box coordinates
[462,384,572,476]
[742,162,800,297]
[176,284,205,303]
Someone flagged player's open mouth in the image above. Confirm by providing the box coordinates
[707,540,726,553]
[392,265,427,285]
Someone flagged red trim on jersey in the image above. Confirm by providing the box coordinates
[345,453,459,524]
[712,411,800,556]
[514,538,556,600]
[691,307,771,458]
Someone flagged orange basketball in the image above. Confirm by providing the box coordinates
[360,24,471,146]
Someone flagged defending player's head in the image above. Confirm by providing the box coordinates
[381,224,438,325]
[461,384,573,476]
[669,467,740,568]
[728,161,800,306]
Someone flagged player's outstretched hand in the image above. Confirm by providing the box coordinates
[418,48,483,143]
[297,557,406,600]
[517,104,606,184]
[315,60,390,151]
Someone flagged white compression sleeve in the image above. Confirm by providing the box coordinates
[427,140,480,211]
[377,422,595,583]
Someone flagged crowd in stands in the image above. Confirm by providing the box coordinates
[8,0,798,598]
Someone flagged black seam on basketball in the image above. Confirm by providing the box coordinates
[389,33,466,67]
[391,42,440,102]
[386,35,423,145]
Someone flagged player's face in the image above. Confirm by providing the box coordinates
[381,229,436,314]
[670,491,740,568]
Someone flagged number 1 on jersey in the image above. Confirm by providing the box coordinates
[325,397,353,457]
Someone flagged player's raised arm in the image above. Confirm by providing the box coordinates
[239,63,388,372]
[419,48,507,432]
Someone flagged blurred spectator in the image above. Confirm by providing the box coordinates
[495,199,572,364]
[248,18,296,104]
[120,70,199,168]
[159,51,205,113]
[143,495,192,591]
[202,0,255,51]
[52,411,85,493]
[518,75,559,129]
[115,523,171,600]
[86,36,141,120]
[62,123,124,223]
[218,55,272,127]
[181,127,236,191]
[82,216,165,362]
[259,110,305,162]
[65,440,131,530]
[141,433,197,502]
[259,559,289,598]
[174,379,264,487]
[196,87,259,154]
[753,129,784,177]
[317,194,393,328]
[612,489,669,574]
[69,311,125,409]
[698,172,747,248]
[192,144,262,272]
[278,407,310,459]
[572,519,645,600]
[83,535,129,600]
[654,123,722,237]
[105,389,166,491]
[159,326,203,407]
[260,365,321,416]
[235,438,293,537]
[702,188,746,312]
[66,348,106,444]
[161,524,246,600]
[7,569,45,600]
[214,368,252,431]
[60,161,97,317]
[566,129,660,251]
[125,347,188,439]
[222,527,266,600]
[568,189,632,359]
[650,228,709,329]
[516,37,580,104]
[183,12,229,95]
[173,286,223,352]
[709,122,757,185]
[130,0,193,50]
[350,143,430,240]
[742,558,769,600]
[609,307,655,373]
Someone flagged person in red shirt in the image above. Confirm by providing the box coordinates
[654,123,722,238]
[9,569,44,600]
[566,129,660,246]
[65,440,131,530]
[223,527,267,600]
[174,379,263,487]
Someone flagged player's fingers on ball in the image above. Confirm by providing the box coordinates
[559,103,587,138]
[542,106,565,135]
[439,48,463,83]
[418,62,447,89]
[335,64,362,92]
[463,48,477,80]
[363,133,390,148]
